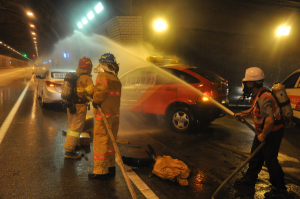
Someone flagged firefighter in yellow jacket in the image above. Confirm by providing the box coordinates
[88,53,121,180]
[63,57,94,159]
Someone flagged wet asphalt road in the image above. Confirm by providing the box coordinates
[0,68,300,199]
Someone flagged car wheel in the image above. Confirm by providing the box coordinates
[167,106,195,133]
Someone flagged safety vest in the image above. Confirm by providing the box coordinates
[251,87,283,132]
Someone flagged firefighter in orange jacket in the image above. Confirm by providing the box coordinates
[63,57,94,159]
[234,67,288,198]
[88,53,121,180]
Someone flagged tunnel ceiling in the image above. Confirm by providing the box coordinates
[1,0,300,63]
[0,0,117,62]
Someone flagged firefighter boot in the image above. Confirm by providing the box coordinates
[264,187,289,199]
[88,173,110,181]
[65,151,83,159]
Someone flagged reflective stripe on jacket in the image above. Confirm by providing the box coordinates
[251,87,283,132]
[76,68,94,99]
[93,72,122,115]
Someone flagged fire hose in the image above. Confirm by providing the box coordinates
[204,97,265,199]
[86,96,137,199]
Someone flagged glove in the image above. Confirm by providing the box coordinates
[92,101,100,109]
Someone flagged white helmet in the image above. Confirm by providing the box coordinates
[242,67,265,81]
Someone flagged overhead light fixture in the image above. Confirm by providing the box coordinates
[153,19,167,32]
[33,38,36,40]
[276,25,290,37]
[30,24,35,28]
[32,32,36,35]
[94,3,103,13]
[34,41,37,43]
[82,17,88,25]
[78,22,83,29]
[0,41,2,44]
[27,12,33,16]
[87,11,95,20]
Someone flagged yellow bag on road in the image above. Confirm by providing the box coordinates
[152,155,191,186]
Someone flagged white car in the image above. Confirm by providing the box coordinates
[36,69,75,107]
[282,69,300,122]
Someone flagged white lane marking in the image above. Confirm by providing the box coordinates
[0,75,33,144]
[0,69,27,77]
[117,161,159,199]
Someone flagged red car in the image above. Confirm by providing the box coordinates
[119,57,229,133]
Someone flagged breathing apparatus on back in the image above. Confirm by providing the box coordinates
[94,53,119,75]
[237,67,294,128]
[61,56,93,114]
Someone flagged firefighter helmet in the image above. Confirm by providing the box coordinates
[242,67,265,82]
[94,53,119,74]
[78,57,93,69]
[99,53,116,63]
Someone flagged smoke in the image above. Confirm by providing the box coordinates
[40,30,166,83]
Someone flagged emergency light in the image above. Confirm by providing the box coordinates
[146,56,179,64]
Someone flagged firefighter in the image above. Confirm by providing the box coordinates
[88,53,121,180]
[234,67,288,198]
[63,57,94,159]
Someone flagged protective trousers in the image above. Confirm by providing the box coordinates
[63,104,87,151]
[246,127,286,190]
[93,116,119,174]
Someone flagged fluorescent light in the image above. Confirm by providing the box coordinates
[78,22,83,29]
[87,11,94,20]
[82,17,88,25]
[94,3,103,13]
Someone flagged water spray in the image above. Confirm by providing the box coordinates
[50,32,262,198]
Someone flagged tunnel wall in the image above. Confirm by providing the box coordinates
[0,55,31,69]
[94,16,143,45]
[133,0,300,104]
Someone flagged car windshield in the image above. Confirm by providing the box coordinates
[51,72,67,79]
[188,67,225,83]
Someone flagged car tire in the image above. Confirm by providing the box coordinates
[167,106,195,133]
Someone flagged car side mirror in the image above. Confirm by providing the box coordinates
[36,75,42,79]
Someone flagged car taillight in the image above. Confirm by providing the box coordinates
[45,81,62,87]
[203,91,213,97]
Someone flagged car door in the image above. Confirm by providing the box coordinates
[282,71,300,120]
[120,67,147,112]
[164,68,201,105]
[142,67,177,114]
